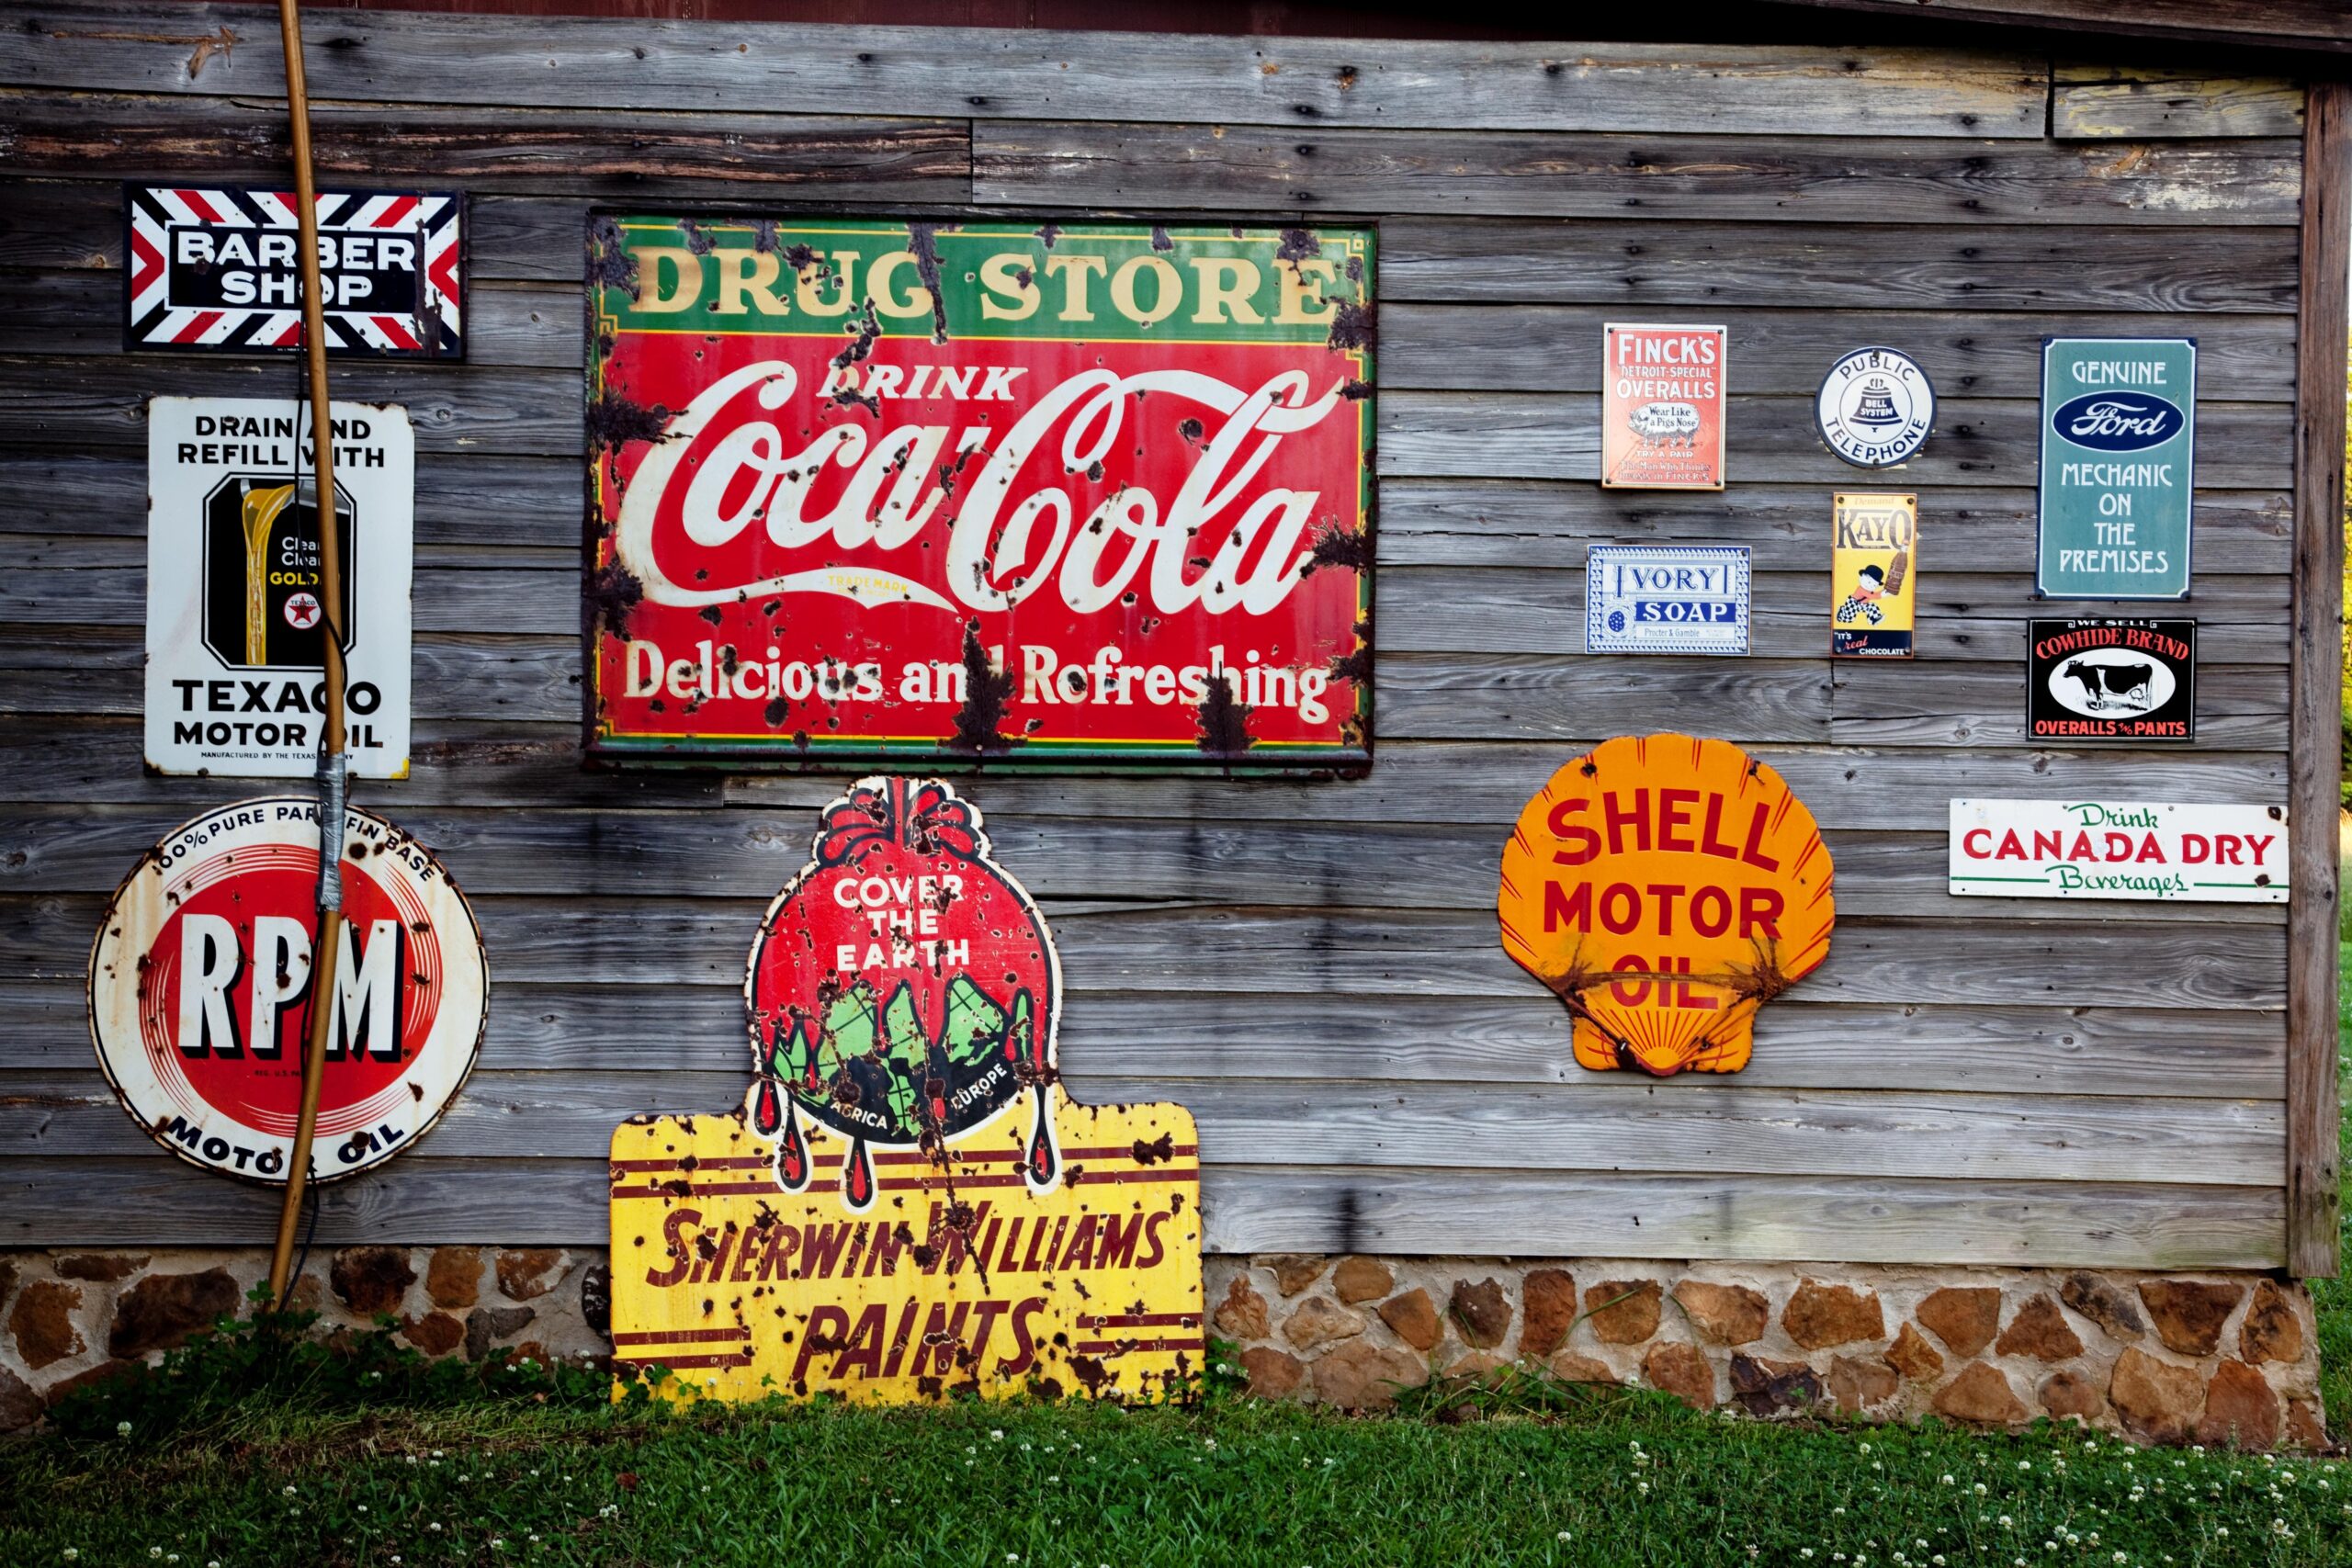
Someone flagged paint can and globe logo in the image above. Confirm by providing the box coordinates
[1815,347,1934,468]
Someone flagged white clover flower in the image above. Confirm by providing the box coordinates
[151,1551,163,1561]
[1556,1532,1571,1542]
[990,1429,1004,1440]
[62,1553,78,1563]
[1941,1475,1954,1485]
[1998,1516,2013,1528]
[429,1525,443,1535]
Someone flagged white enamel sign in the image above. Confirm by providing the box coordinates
[1948,799,2286,903]
[88,799,487,1184]
[145,397,413,777]
[1585,545,1751,655]
[1815,346,1934,468]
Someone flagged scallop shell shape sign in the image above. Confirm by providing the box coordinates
[608,777,1203,1405]
[1498,735,1834,1077]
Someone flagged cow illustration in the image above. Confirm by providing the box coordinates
[2062,658,2154,712]
[1628,400,1702,453]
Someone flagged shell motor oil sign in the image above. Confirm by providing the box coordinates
[609,777,1202,1404]
[583,217,1373,769]
[86,799,487,1184]
[1498,735,1834,1077]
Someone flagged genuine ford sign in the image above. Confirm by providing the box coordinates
[2051,391,2186,452]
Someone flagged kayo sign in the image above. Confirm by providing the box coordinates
[610,778,1202,1404]
[1949,799,2285,902]
[1498,735,1835,1077]
[87,799,488,1184]
[583,217,1374,768]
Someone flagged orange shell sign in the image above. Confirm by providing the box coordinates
[1498,735,1834,1077]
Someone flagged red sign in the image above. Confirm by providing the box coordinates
[584,218,1374,769]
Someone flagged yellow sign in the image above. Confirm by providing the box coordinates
[1831,491,1917,658]
[608,777,1203,1404]
[1498,735,1834,1077]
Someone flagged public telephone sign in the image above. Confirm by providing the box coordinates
[583,216,1374,769]
[2036,337,2196,599]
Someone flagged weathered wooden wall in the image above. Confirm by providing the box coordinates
[0,2,2313,1267]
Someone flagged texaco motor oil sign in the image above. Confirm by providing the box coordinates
[610,777,1203,1404]
[583,217,1373,769]
[145,397,413,778]
[87,799,487,1183]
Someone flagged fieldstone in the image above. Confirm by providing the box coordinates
[1730,1353,1823,1416]
[425,1247,482,1310]
[1310,1342,1425,1410]
[509,1340,549,1369]
[42,1359,137,1406]
[1282,1296,1364,1351]
[330,1247,416,1317]
[2060,1271,2145,1341]
[2237,1280,2302,1365]
[2110,1346,2205,1443]
[0,1364,40,1432]
[1239,1347,1303,1399]
[10,1280,85,1371]
[1673,1280,1770,1346]
[55,1255,146,1283]
[1378,1289,1442,1352]
[1827,1355,1899,1415]
[1915,1287,2002,1358]
[1264,1255,1326,1297]
[1449,1278,1511,1348]
[496,1249,566,1302]
[1994,1295,2084,1362]
[108,1269,239,1359]
[1932,1362,2029,1427]
[1642,1341,1715,1410]
[1886,1323,1945,1382]
[1441,1350,1508,1387]
[401,1312,465,1357]
[1331,1257,1393,1305]
[2040,1371,2105,1423]
[1519,1269,1577,1357]
[1584,1279,1662,1345]
[2285,1398,2328,1450]
[1783,1280,1883,1350]
[1213,1276,1271,1340]
[2195,1359,2280,1450]
[580,1262,611,1339]
[286,1275,325,1315]
[465,1304,536,1362]
[2137,1280,2243,1357]
[1548,1350,1616,1384]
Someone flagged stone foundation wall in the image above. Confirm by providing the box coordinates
[0,1247,2329,1450]
[1206,1257,2330,1450]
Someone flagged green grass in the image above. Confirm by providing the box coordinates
[2,1393,2346,1567]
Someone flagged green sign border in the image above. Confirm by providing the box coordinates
[2034,335,2198,602]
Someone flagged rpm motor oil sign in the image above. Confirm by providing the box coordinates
[584,217,1373,769]
[145,397,413,778]
[609,777,1203,1404]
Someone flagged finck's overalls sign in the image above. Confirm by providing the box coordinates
[583,218,1374,768]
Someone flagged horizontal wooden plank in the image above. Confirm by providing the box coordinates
[0,88,973,197]
[0,1155,2283,1264]
[1,5,2052,137]
[1379,393,2291,488]
[1378,479,2292,576]
[974,122,2302,225]
[2052,67,2306,140]
[1380,217,2300,312]
[0,977,2283,1099]
[0,1067,2280,1186]
[1830,660,2291,748]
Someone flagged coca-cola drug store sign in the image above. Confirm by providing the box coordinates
[585,218,1374,767]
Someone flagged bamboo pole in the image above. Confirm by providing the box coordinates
[266,0,350,1309]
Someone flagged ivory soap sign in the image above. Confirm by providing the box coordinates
[1949,799,2285,902]
[145,397,413,778]
[1601,323,1725,490]
[583,216,1373,769]
[609,777,1202,1405]
[2037,337,2196,599]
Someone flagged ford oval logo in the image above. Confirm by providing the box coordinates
[2052,391,2185,452]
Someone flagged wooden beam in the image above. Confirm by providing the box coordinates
[1776,1,2352,58]
[2289,81,2350,1278]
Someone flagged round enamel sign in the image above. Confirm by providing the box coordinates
[1815,346,1934,468]
[87,798,487,1185]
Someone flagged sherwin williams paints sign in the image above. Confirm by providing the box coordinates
[1949,799,2285,902]
[609,779,1202,1404]
[584,217,1374,769]
[2037,337,2196,599]
[1498,735,1834,1078]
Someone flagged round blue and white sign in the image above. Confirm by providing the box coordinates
[1815,347,1934,468]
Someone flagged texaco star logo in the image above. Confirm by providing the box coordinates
[283,592,322,630]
